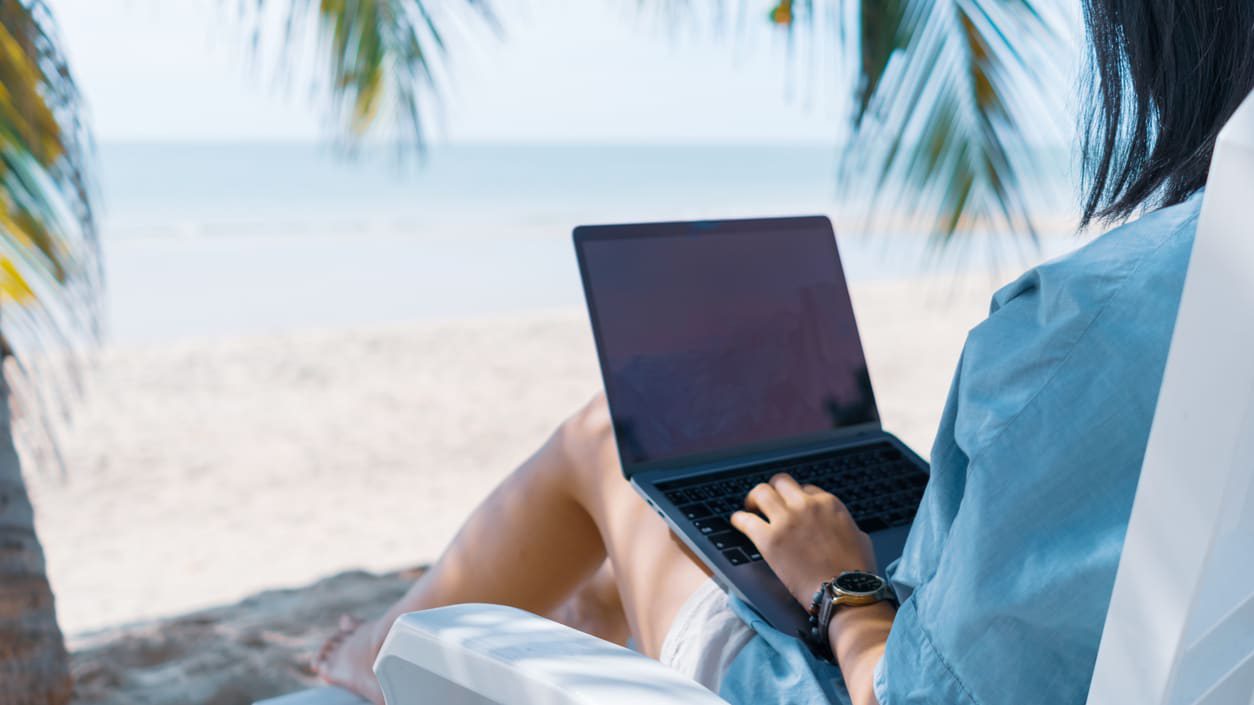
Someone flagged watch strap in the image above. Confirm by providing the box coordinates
[804,572,895,663]
[805,581,837,662]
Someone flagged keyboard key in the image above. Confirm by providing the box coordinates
[709,530,752,551]
[859,516,890,532]
[723,548,749,565]
[887,510,912,526]
[693,517,730,535]
[678,503,712,520]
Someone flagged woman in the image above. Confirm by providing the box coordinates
[315,0,1254,702]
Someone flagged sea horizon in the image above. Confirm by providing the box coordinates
[96,141,1085,344]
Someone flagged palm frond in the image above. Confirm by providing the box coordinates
[682,0,1067,249]
[265,0,498,149]
[0,0,100,473]
[840,0,1067,249]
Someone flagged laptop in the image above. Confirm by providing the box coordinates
[573,215,930,641]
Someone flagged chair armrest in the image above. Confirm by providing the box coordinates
[373,604,730,705]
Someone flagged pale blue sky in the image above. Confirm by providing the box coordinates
[50,0,861,144]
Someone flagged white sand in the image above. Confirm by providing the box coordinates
[26,276,1001,640]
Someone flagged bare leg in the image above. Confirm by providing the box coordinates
[548,561,630,646]
[560,396,714,654]
[315,395,710,702]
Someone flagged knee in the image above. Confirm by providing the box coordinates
[558,392,620,486]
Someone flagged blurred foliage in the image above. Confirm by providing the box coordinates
[772,0,1067,246]
[0,0,98,469]
[266,0,497,147]
[640,0,1066,245]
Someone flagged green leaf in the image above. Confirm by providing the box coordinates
[0,0,100,474]
[263,0,498,149]
[658,0,1068,251]
[842,0,1065,247]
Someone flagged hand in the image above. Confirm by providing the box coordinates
[731,473,877,606]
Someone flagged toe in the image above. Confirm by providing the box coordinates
[313,617,360,672]
[312,637,337,671]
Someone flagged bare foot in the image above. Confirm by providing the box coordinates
[313,615,386,704]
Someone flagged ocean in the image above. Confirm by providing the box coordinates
[97,142,1082,343]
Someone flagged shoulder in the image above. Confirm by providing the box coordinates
[991,193,1202,313]
[953,193,1202,457]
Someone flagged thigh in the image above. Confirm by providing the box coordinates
[564,395,713,657]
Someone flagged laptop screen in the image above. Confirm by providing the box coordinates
[576,216,879,469]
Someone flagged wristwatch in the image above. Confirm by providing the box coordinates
[805,570,896,662]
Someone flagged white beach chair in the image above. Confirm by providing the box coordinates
[1085,89,1254,705]
[258,88,1254,705]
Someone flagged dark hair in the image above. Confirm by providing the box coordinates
[1080,0,1254,226]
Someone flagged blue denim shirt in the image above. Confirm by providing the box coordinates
[718,192,1203,705]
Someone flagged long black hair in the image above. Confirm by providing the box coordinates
[1080,0,1254,226]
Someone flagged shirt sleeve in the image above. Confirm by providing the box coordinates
[874,597,978,705]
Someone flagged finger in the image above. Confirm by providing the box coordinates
[802,484,843,508]
[745,482,786,519]
[820,488,850,511]
[769,473,808,506]
[730,510,770,545]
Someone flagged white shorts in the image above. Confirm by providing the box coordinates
[658,579,758,692]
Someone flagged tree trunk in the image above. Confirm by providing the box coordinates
[0,376,71,705]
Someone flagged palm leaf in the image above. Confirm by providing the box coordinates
[263,0,498,149]
[694,0,1067,250]
[840,0,1067,249]
[0,0,100,473]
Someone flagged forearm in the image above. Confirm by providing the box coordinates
[829,602,895,705]
[727,473,893,702]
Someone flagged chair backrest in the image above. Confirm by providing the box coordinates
[1087,90,1254,705]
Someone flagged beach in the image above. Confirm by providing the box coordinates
[21,273,1001,704]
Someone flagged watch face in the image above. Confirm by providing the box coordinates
[834,571,884,595]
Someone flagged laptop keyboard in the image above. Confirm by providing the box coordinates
[657,443,928,567]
